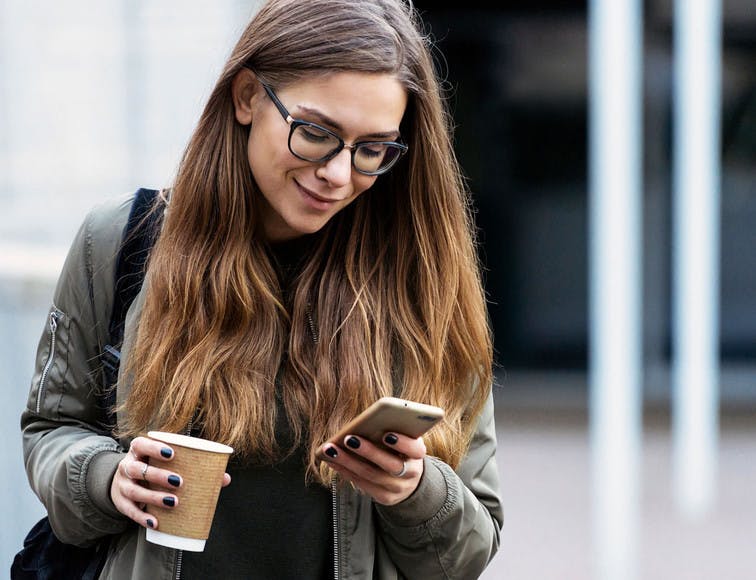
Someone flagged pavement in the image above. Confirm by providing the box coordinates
[483,379,755,580]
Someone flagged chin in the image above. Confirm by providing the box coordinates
[283,219,329,239]
[300,214,336,233]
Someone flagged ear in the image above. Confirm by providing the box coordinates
[232,68,260,126]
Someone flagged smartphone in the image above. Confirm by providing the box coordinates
[317,397,445,459]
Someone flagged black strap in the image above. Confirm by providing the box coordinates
[100,188,163,428]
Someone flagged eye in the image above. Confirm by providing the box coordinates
[357,143,387,159]
[298,124,333,144]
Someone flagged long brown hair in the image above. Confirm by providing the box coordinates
[121,0,493,484]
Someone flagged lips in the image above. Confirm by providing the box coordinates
[296,181,346,205]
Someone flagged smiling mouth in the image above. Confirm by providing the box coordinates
[297,182,342,204]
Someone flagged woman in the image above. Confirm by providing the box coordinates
[21,0,503,578]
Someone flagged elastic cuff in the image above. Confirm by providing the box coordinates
[376,456,448,527]
[85,450,125,519]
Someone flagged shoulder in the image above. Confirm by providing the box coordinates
[82,189,164,266]
[84,191,139,251]
[56,191,140,285]
[58,189,156,309]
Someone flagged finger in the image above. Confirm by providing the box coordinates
[143,463,184,491]
[381,432,426,459]
[222,473,232,487]
[114,494,159,530]
[326,460,412,506]
[342,435,410,477]
[111,471,167,529]
[120,477,179,511]
[328,441,418,487]
[119,456,145,481]
[113,468,179,512]
[121,454,184,492]
[129,436,175,462]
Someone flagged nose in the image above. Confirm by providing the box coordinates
[315,148,352,187]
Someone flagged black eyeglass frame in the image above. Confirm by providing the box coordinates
[261,83,408,176]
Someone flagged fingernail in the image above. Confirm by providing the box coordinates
[384,433,398,445]
[167,475,181,487]
[325,446,338,458]
[146,519,155,528]
[346,436,360,449]
[160,447,173,459]
[163,496,176,507]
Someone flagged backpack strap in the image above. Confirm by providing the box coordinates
[100,188,163,429]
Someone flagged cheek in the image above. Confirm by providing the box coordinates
[248,125,272,163]
[246,126,292,181]
[352,176,378,198]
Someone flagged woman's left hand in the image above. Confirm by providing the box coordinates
[320,432,426,506]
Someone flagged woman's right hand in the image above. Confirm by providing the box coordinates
[110,436,231,529]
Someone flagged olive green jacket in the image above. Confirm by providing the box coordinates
[21,193,503,579]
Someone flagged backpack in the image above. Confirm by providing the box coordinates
[11,187,162,580]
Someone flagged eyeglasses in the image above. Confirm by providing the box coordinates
[262,84,408,176]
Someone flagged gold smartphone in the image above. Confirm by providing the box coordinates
[317,397,445,460]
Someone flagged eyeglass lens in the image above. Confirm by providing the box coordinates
[290,124,403,174]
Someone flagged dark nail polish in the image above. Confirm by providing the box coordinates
[160,447,173,459]
[168,475,181,487]
[325,446,338,458]
[346,436,361,449]
[146,519,155,528]
[384,433,398,445]
[163,496,176,507]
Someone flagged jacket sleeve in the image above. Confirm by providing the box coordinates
[20,198,134,546]
[374,389,503,579]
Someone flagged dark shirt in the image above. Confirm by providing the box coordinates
[181,235,333,579]
[179,432,333,579]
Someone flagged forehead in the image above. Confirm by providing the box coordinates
[275,72,408,137]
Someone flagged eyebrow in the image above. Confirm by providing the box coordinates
[296,105,401,140]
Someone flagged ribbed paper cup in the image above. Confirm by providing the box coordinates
[144,431,233,552]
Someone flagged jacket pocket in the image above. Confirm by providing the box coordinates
[31,305,69,416]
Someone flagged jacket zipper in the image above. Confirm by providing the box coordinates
[332,480,340,580]
[306,303,319,344]
[174,550,183,580]
[36,309,62,413]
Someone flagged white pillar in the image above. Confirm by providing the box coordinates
[588,1,643,579]
[672,0,722,519]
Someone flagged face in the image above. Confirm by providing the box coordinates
[233,71,408,242]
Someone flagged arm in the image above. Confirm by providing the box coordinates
[21,197,133,546]
[373,391,503,579]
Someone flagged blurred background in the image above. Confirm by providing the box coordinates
[1,0,754,578]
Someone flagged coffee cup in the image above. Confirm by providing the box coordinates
[144,431,233,552]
